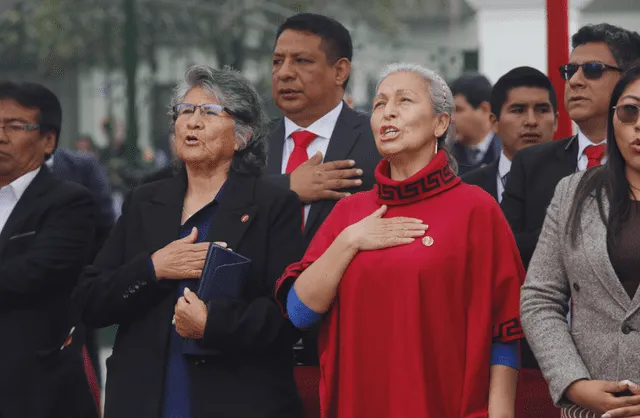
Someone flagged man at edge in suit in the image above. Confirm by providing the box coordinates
[266,13,380,417]
[450,73,502,175]
[0,81,99,418]
[49,146,115,387]
[501,24,640,277]
[463,67,558,203]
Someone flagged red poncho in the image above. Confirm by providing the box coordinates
[276,151,525,417]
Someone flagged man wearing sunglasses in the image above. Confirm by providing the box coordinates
[501,23,640,272]
[0,82,99,418]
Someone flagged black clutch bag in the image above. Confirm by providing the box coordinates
[182,243,252,356]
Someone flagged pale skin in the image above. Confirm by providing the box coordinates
[271,29,362,203]
[294,70,517,416]
[151,86,241,339]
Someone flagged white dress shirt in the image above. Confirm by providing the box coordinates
[469,131,495,164]
[576,130,608,171]
[496,151,512,204]
[281,101,344,222]
[0,167,41,234]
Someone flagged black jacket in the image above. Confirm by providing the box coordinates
[74,169,305,418]
[450,133,502,176]
[501,136,578,270]
[461,158,500,201]
[0,166,99,418]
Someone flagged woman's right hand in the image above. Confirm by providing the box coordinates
[151,227,223,280]
[565,379,640,415]
[342,205,428,251]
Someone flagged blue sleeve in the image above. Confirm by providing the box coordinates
[490,341,520,370]
[287,285,323,329]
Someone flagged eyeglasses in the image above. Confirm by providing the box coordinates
[173,103,238,120]
[0,123,40,137]
[559,62,622,81]
[613,103,640,125]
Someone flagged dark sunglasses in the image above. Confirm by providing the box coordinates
[559,62,622,81]
[613,104,640,125]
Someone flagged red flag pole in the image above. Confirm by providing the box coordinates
[546,0,573,139]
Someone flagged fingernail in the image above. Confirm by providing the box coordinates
[356,169,363,175]
[356,180,362,185]
[630,381,639,390]
[602,414,612,418]
[345,193,351,196]
[349,160,356,165]
[184,288,190,294]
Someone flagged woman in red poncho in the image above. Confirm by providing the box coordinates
[275,63,525,418]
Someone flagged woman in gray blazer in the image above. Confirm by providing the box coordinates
[521,64,640,418]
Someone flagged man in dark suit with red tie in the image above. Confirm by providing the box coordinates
[265,13,380,417]
[0,81,99,418]
[501,24,640,272]
[266,13,380,245]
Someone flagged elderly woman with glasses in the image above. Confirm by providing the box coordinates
[74,65,304,418]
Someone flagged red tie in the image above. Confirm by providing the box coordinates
[286,130,317,229]
[286,130,317,174]
[584,144,607,169]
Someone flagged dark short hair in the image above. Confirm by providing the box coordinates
[0,81,62,157]
[450,73,492,109]
[490,66,558,119]
[572,24,640,71]
[275,13,353,89]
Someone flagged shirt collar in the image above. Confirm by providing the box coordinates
[2,167,41,201]
[498,151,512,179]
[284,101,344,140]
[577,130,607,157]
[45,154,54,168]
[471,131,495,154]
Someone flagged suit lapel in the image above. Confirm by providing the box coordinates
[486,159,499,201]
[555,135,579,177]
[205,171,258,251]
[0,166,56,257]
[266,119,286,176]
[305,105,362,237]
[140,170,186,251]
[579,197,630,310]
[483,133,502,165]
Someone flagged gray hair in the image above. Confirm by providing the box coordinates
[376,63,457,172]
[169,64,268,174]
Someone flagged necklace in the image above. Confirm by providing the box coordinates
[182,207,193,219]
